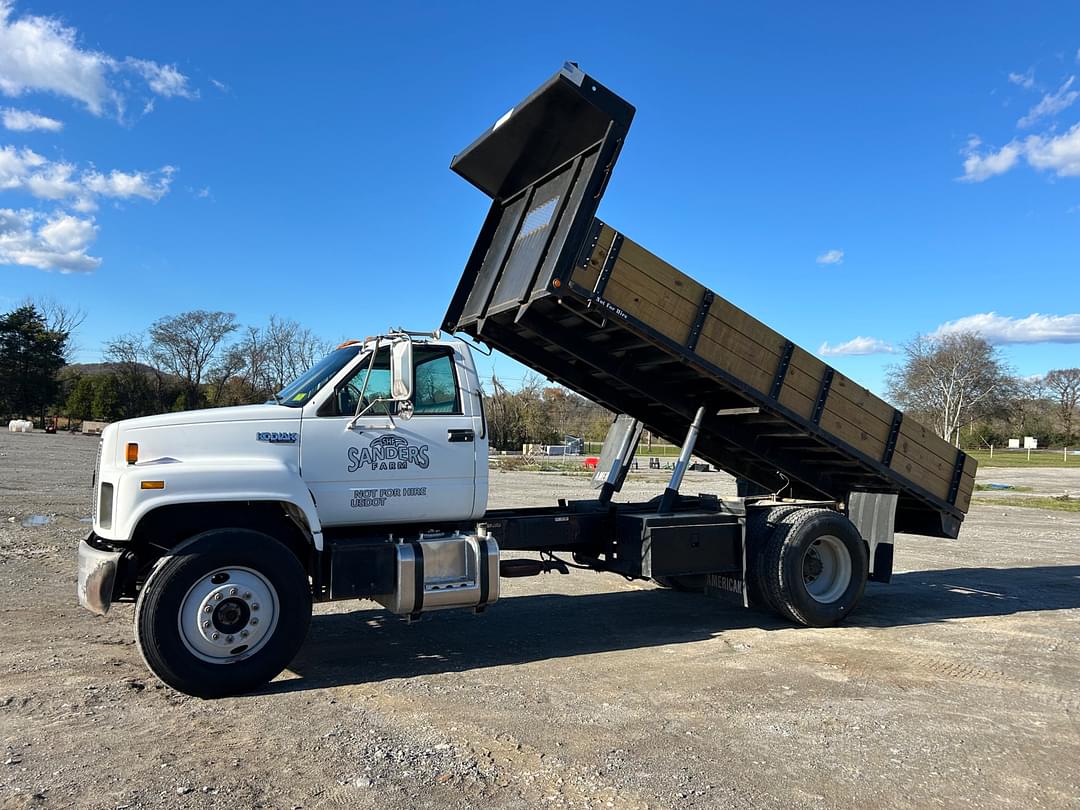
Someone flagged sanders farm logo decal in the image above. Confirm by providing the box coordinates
[347,434,430,473]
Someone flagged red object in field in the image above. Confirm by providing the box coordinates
[584,457,598,470]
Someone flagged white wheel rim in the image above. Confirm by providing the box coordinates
[802,535,852,604]
[178,567,279,664]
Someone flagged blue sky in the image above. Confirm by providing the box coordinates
[1,1,1078,395]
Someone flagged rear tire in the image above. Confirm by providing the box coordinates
[745,505,802,613]
[134,529,312,698]
[757,508,867,627]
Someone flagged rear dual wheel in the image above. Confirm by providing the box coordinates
[750,507,868,627]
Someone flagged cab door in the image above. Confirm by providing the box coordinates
[299,345,477,527]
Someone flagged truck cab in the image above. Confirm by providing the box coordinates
[79,333,499,697]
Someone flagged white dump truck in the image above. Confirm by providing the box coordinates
[78,65,973,697]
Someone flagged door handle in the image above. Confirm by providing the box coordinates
[448,429,474,443]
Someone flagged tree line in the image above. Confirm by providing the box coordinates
[0,304,334,424]
[886,332,1079,449]
[1,301,1077,451]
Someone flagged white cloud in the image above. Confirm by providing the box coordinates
[0,143,44,188]
[1008,69,1036,90]
[1018,76,1079,128]
[2,106,61,131]
[125,58,197,100]
[24,159,78,198]
[818,336,895,357]
[0,0,195,119]
[38,211,93,251]
[0,143,174,202]
[815,248,844,265]
[932,312,1080,344]
[83,166,174,201]
[959,138,1021,182]
[1024,122,1080,177]
[0,207,99,272]
[210,78,228,93]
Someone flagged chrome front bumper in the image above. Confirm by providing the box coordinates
[77,535,121,616]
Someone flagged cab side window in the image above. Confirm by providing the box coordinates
[413,348,461,415]
[325,347,394,416]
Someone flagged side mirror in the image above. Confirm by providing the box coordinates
[390,339,413,402]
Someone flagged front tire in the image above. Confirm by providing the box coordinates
[134,529,312,698]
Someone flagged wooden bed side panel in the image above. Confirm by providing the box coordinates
[569,225,972,510]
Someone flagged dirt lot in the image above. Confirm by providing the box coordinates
[1,431,1078,809]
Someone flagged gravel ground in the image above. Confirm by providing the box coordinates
[1,431,1078,809]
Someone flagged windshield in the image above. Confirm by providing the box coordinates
[273,345,362,407]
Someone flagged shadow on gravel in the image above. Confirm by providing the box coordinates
[275,564,1080,692]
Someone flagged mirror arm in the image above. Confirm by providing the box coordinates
[348,338,395,430]
[348,397,396,431]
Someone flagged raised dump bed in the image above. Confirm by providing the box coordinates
[444,63,974,539]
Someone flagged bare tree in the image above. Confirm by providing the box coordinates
[262,316,332,390]
[207,343,249,405]
[104,332,179,416]
[886,332,1012,445]
[148,311,238,409]
[24,296,86,361]
[1045,368,1080,445]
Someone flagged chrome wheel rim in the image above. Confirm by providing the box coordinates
[178,567,279,663]
[802,535,852,604]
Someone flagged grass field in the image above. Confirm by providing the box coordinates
[583,442,683,458]
[966,449,1078,468]
[978,495,1080,512]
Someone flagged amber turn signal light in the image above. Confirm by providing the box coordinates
[125,443,139,464]
[140,480,165,490]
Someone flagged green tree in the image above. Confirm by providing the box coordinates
[66,375,96,422]
[0,305,68,422]
[92,374,122,421]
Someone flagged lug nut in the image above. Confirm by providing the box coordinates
[213,593,222,601]
[203,621,211,629]
[251,604,259,611]
[229,587,237,596]
[240,630,249,638]
[243,592,252,600]
[203,605,212,613]
[226,635,234,643]
[212,632,220,640]
[250,618,259,626]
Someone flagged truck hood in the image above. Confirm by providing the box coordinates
[104,404,302,469]
[118,403,296,430]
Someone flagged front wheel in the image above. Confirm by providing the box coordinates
[134,529,312,698]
